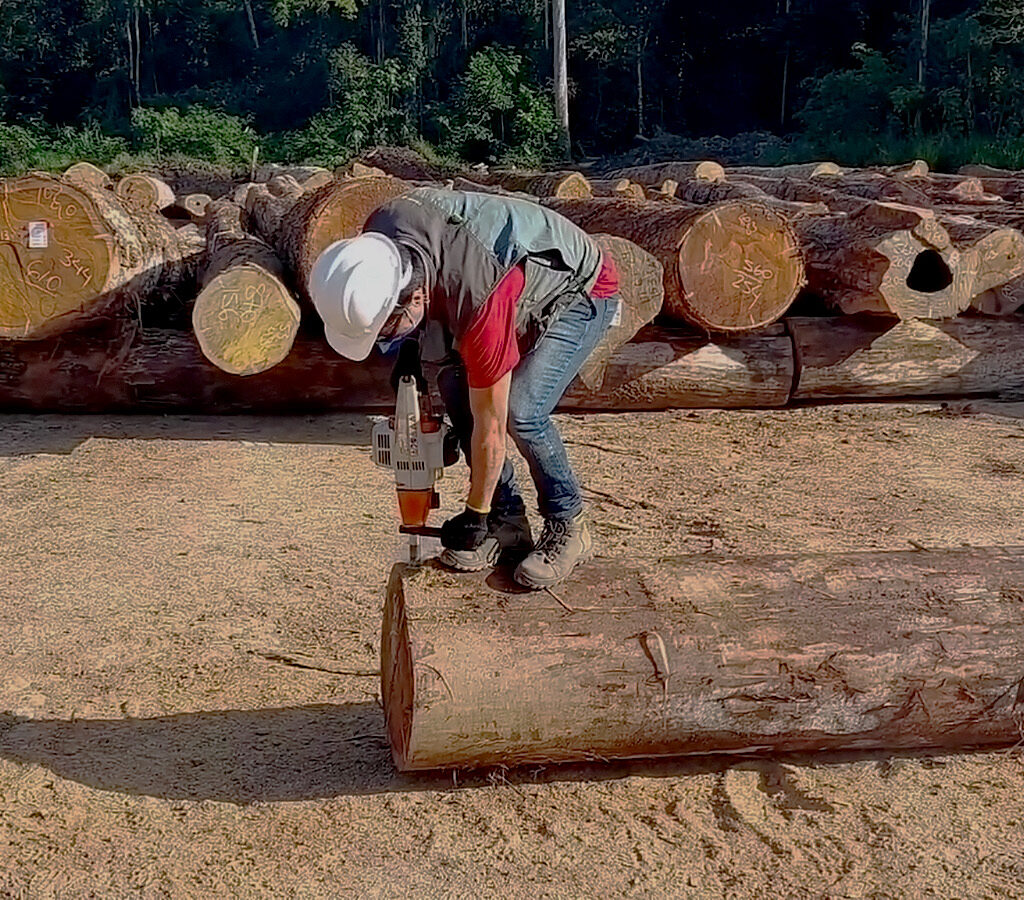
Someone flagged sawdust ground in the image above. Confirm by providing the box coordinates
[1,401,1024,898]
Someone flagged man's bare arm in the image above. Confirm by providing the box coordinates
[466,371,512,512]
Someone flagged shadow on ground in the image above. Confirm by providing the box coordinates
[0,706,1006,805]
[0,414,376,458]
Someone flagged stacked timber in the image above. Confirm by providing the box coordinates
[3,158,1024,413]
[383,547,1024,771]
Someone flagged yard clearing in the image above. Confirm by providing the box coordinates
[2,401,1024,898]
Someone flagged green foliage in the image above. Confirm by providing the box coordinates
[797,45,903,144]
[442,46,561,165]
[271,42,415,162]
[268,0,360,27]
[0,120,128,175]
[130,106,256,164]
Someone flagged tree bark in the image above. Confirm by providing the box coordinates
[0,322,794,413]
[0,173,203,339]
[788,314,1024,400]
[191,199,301,376]
[473,170,592,199]
[382,547,1024,771]
[792,201,975,318]
[247,175,410,300]
[563,324,793,409]
[610,161,726,184]
[545,197,805,332]
[589,178,646,201]
[552,0,570,158]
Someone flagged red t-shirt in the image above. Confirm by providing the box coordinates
[461,254,620,389]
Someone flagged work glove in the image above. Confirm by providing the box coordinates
[440,506,489,551]
[388,339,427,396]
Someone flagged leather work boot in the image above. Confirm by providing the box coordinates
[513,510,593,589]
[438,502,533,572]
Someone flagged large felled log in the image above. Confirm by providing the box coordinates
[609,161,726,184]
[793,201,976,318]
[0,328,395,413]
[589,178,645,201]
[0,173,203,339]
[546,197,805,332]
[564,324,793,409]
[191,199,301,376]
[788,315,1024,400]
[727,162,843,179]
[247,175,410,299]
[473,170,592,199]
[382,547,1024,771]
[940,215,1024,304]
[0,322,793,413]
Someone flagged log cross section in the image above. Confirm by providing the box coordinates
[383,548,1024,771]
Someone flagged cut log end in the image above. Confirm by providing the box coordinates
[192,264,301,375]
[0,175,116,338]
[676,202,805,331]
[115,174,176,212]
[383,565,415,770]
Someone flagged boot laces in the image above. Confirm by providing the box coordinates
[536,518,572,561]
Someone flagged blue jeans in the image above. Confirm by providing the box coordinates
[438,291,620,520]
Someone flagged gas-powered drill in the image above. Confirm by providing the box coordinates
[371,373,453,563]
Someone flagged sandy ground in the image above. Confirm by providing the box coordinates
[1,400,1024,898]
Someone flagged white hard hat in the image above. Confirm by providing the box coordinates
[308,233,413,361]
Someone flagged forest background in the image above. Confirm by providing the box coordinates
[3,0,1024,175]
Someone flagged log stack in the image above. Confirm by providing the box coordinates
[1,157,1024,411]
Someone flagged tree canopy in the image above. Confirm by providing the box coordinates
[3,0,1024,172]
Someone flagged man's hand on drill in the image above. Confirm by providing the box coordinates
[440,506,489,551]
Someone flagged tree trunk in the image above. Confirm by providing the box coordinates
[473,170,592,199]
[788,315,1024,400]
[563,324,793,409]
[552,0,570,158]
[0,320,790,413]
[246,175,410,300]
[382,547,1024,771]
[939,214,1024,303]
[589,178,646,201]
[191,199,301,376]
[611,161,726,184]
[0,173,203,340]
[792,201,976,318]
[0,328,395,413]
[727,162,842,179]
[545,197,806,332]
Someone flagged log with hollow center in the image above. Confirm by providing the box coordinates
[382,547,1024,771]
[0,173,203,339]
[546,197,805,332]
[793,201,976,318]
[192,199,301,376]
